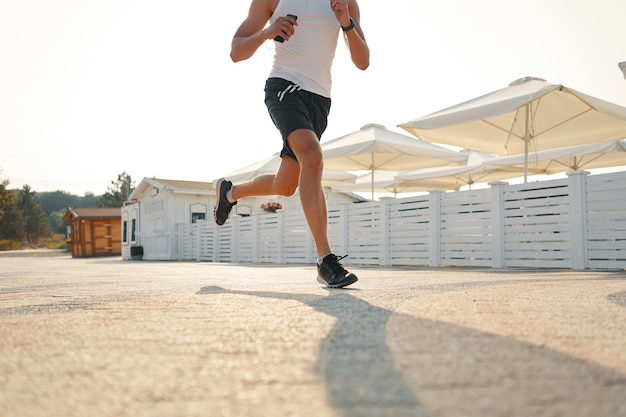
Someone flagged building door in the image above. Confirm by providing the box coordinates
[91,220,113,256]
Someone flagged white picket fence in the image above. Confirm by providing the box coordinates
[175,170,626,270]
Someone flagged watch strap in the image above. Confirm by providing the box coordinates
[341,17,355,32]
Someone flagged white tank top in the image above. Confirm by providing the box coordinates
[269,0,340,98]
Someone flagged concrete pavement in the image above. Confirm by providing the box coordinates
[0,254,625,417]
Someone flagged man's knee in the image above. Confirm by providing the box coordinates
[288,130,323,170]
[300,149,323,171]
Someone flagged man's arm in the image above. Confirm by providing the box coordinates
[230,0,298,63]
[332,0,370,70]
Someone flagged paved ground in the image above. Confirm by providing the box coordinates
[1,253,625,417]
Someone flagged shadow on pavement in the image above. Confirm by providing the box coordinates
[198,286,429,417]
[198,283,626,417]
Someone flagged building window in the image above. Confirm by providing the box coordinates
[190,203,207,224]
[122,220,128,243]
[191,212,206,223]
[131,219,136,243]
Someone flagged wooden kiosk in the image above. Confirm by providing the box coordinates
[64,208,121,257]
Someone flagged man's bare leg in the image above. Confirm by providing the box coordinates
[218,128,357,287]
[285,129,357,287]
[286,129,332,258]
[231,157,300,200]
[229,129,331,257]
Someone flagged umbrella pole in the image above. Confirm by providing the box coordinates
[371,153,375,201]
[524,104,530,182]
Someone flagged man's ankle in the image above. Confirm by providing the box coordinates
[226,188,236,204]
[317,252,332,265]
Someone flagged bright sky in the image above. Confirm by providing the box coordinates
[1,0,625,195]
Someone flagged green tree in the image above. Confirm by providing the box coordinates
[0,177,9,224]
[48,209,68,235]
[37,190,80,216]
[0,178,25,241]
[38,190,101,234]
[80,192,99,208]
[100,172,135,208]
[38,190,100,214]
[17,185,49,243]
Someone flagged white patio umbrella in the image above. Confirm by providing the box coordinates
[330,170,432,196]
[218,153,357,187]
[321,123,468,199]
[395,150,540,190]
[331,150,528,195]
[399,77,626,181]
[483,139,626,174]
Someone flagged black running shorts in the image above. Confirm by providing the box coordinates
[264,77,332,162]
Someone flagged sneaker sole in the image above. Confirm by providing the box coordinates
[317,275,358,288]
[214,178,227,225]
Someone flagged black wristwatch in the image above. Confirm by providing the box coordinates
[341,17,355,32]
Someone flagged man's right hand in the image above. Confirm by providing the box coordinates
[270,15,299,43]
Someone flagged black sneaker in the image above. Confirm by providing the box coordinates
[214,178,237,226]
[317,254,358,288]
